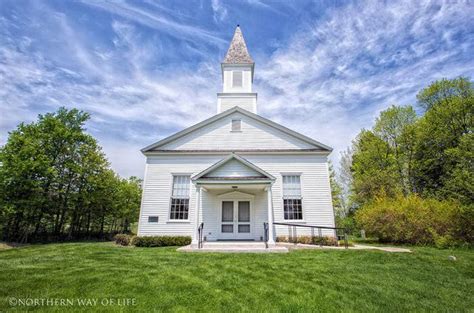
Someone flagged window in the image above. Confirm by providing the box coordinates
[232,71,243,87]
[231,119,241,131]
[148,216,159,223]
[282,175,303,220]
[169,175,190,220]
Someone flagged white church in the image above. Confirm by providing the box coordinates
[137,26,336,249]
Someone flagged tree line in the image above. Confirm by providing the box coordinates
[0,108,142,243]
[333,77,473,245]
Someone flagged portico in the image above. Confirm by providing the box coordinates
[190,154,276,246]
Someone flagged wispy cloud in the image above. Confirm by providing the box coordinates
[211,0,228,23]
[256,1,474,163]
[1,0,473,177]
[79,0,226,46]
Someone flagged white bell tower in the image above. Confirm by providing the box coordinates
[217,25,257,114]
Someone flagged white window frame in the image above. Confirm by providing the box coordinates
[232,70,243,88]
[168,174,191,221]
[281,173,304,221]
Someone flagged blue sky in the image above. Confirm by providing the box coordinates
[1,0,473,178]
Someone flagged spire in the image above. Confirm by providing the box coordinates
[222,25,254,64]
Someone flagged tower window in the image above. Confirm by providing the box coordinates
[232,71,243,87]
[231,119,241,132]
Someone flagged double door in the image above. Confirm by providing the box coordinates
[220,200,252,240]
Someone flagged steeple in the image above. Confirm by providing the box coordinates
[217,26,257,114]
[222,25,254,64]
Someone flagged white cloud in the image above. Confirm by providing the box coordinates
[1,0,473,178]
[211,0,228,23]
[255,1,474,167]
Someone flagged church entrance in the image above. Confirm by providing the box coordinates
[219,200,253,240]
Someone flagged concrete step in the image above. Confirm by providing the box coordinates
[177,241,289,253]
[202,241,267,249]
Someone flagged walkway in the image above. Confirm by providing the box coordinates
[177,241,411,253]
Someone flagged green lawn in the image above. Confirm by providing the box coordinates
[0,242,473,312]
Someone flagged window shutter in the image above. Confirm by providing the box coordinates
[231,119,241,131]
[232,71,242,87]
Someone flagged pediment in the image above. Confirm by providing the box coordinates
[142,107,332,153]
[192,154,275,181]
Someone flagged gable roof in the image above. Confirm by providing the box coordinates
[141,106,332,153]
[222,26,254,64]
[192,153,275,181]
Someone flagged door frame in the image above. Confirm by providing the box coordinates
[217,191,254,240]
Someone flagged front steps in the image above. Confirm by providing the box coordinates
[177,241,288,253]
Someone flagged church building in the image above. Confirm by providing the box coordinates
[137,26,336,248]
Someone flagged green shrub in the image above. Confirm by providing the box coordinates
[276,235,338,246]
[336,215,359,236]
[297,236,313,244]
[312,236,338,246]
[356,194,471,246]
[276,236,289,243]
[132,236,191,247]
[114,234,132,246]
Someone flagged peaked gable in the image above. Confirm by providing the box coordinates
[205,159,261,178]
[142,107,332,153]
[192,154,275,181]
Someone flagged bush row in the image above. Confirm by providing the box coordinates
[356,194,474,248]
[132,236,191,247]
[276,235,338,246]
[114,234,192,247]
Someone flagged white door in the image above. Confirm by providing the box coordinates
[220,200,253,240]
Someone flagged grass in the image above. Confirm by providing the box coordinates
[0,242,473,312]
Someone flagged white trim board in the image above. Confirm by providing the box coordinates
[141,106,332,153]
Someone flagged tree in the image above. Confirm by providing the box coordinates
[328,163,343,215]
[350,129,400,206]
[416,77,473,111]
[373,105,417,194]
[0,107,142,242]
[413,78,474,198]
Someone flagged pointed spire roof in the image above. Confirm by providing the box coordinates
[222,25,254,64]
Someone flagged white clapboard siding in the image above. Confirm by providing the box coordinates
[204,159,261,177]
[158,112,314,150]
[220,98,254,112]
[138,153,335,239]
[138,155,223,236]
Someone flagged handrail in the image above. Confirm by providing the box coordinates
[197,222,204,249]
[263,222,269,248]
[273,222,348,249]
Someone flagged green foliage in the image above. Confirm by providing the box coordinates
[114,233,132,246]
[328,163,343,214]
[335,215,358,235]
[132,236,192,247]
[0,107,142,242]
[350,105,418,206]
[413,87,474,200]
[356,194,471,247]
[344,77,473,246]
[275,235,338,246]
[351,129,401,204]
[443,133,474,204]
[416,77,473,111]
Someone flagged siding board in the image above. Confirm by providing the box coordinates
[138,154,335,239]
[159,112,315,150]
